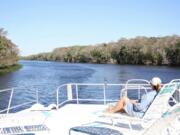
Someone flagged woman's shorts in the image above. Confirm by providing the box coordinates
[124,102,144,118]
[124,102,135,116]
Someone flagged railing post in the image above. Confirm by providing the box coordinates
[67,84,73,100]
[36,87,39,104]
[179,88,180,102]
[138,85,140,100]
[103,83,106,105]
[57,88,59,108]
[7,88,14,114]
[76,84,79,104]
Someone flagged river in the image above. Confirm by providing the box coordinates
[0,60,180,112]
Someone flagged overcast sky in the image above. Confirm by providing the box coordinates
[0,0,180,56]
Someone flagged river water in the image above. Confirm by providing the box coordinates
[0,60,180,112]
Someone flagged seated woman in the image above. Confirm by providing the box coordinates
[106,77,162,118]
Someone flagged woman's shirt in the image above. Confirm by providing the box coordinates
[133,90,157,117]
[124,90,157,117]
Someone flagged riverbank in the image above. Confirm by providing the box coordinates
[0,64,22,75]
[22,35,180,66]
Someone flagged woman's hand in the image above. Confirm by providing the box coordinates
[130,100,138,105]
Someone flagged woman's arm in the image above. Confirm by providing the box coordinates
[130,100,138,105]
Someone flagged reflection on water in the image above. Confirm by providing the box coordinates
[0,60,180,111]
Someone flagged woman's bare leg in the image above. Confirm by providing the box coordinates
[106,96,129,113]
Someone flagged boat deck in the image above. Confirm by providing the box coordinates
[0,104,110,135]
[43,104,144,135]
[0,103,179,135]
[0,80,179,135]
[43,104,108,135]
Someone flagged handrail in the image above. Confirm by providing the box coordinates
[58,99,119,107]
[0,86,40,114]
[0,79,179,114]
[0,101,36,113]
[125,79,150,89]
[7,88,14,114]
[56,82,152,108]
[68,83,150,86]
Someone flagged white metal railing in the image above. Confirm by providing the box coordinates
[1,79,180,114]
[0,86,39,114]
[56,79,152,108]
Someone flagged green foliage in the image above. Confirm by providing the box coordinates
[0,28,19,68]
[22,35,180,66]
[90,48,109,63]
[117,46,129,64]
[165,42,180,66]
[0,64,22,75]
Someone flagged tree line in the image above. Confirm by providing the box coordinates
[22,35,180,66]
[0,28,19,68]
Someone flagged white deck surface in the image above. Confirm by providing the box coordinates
[0,104,146,135]
[42,104,143,135]
[0,104,111,135]
[40,104,108,135]
[1,103,179,135]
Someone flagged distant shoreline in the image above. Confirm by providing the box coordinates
[21,35,180,66]
[20,59,175,67]
[0,64,22,75]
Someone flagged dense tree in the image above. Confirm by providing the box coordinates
[0,28,19,68]
[22,35,180,66]
[166,42,180,66]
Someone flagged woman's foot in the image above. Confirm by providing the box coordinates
[105,105,115,113]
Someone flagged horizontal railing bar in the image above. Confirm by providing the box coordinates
[0,86,40,114]
[70,83,151,86]
[0,88,13,93]
[0,101,36,113]
[75,99,119,102]
[71,83,116,86]
[56,82,155,108]
[58,99,119,107]
[0,84,59,91]
[8,101,36,111]
[58,100,71,107]
[0,87,38,94]
[56,84,68,90]
[56,83,151,93]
